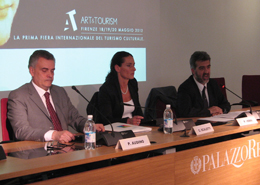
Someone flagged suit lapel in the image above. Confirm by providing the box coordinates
[191,77,204,108]
[28,83,50,120]
[207,81,214,107]
[115,78,124,116]
[50,87,67,129]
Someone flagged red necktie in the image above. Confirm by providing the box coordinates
[44,92,63,131]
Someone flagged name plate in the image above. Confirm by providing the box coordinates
[115,135,150,150]
[189,123,214,136]
[233,116,258,126]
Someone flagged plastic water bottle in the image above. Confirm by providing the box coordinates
[84,115,96,150]
[163,104,173,134]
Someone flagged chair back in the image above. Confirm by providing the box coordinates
[86,92,100,122]
[242,75,260,107]
[1,98,10,141]
[212,77,227,100]
[144,86,177,120]
[155,99,166,119]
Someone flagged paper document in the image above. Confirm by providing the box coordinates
[198,111,245,122]
[105,123,152,133]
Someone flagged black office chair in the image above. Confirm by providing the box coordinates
[86,92,100,123]
[144,86,177,120]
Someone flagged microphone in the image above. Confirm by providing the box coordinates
[221,84,252,113]
[71,86,135,146]
[221,84,253,118]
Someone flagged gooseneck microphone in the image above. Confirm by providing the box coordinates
[71,86,114,132]
[221,84,252,115]
[72,86,133,146]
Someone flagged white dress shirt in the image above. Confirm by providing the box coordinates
[32,81,55,141]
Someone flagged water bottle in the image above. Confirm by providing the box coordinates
[84,115,96,150]
[163,104,173,134]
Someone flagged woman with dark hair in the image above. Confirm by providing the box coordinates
[98,51,144,125]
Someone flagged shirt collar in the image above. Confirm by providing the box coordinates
[32,81,50,97]
[193,76,207,92]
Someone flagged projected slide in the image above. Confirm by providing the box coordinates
[0,0,159,91]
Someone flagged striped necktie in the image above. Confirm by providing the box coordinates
[44,92,63,131]
[202,86,208,108]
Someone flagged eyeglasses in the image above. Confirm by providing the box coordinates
[46,141,76,155]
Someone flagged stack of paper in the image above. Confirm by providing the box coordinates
[104,123,152,133]
[198,111,245,122]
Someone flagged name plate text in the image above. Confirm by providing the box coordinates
[189,123,214,136]
[115,135,150,150]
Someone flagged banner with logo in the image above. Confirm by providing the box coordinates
[175,133,260,184]
[2,0,150,48]
[0,0,159,91]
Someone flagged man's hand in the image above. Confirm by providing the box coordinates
[208,106,223,116]
[52,124,104,143]
[52,130,75,143]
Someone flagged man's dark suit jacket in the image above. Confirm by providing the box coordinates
[98,77,143,125]
[8,83,87,141]
[177,75,231,117]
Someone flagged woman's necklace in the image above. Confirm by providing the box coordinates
[121,86,128,94]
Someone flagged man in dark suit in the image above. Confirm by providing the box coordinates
[8,50,104,142]
[177,51,230,117]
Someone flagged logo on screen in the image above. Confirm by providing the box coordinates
[64,9,78,31]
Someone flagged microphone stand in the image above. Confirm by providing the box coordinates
[180,128,190,137]
[72,86,134,146]
[222,85,253,116]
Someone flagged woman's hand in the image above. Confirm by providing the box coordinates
[127,115,144,125]
[95,124,105,132]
